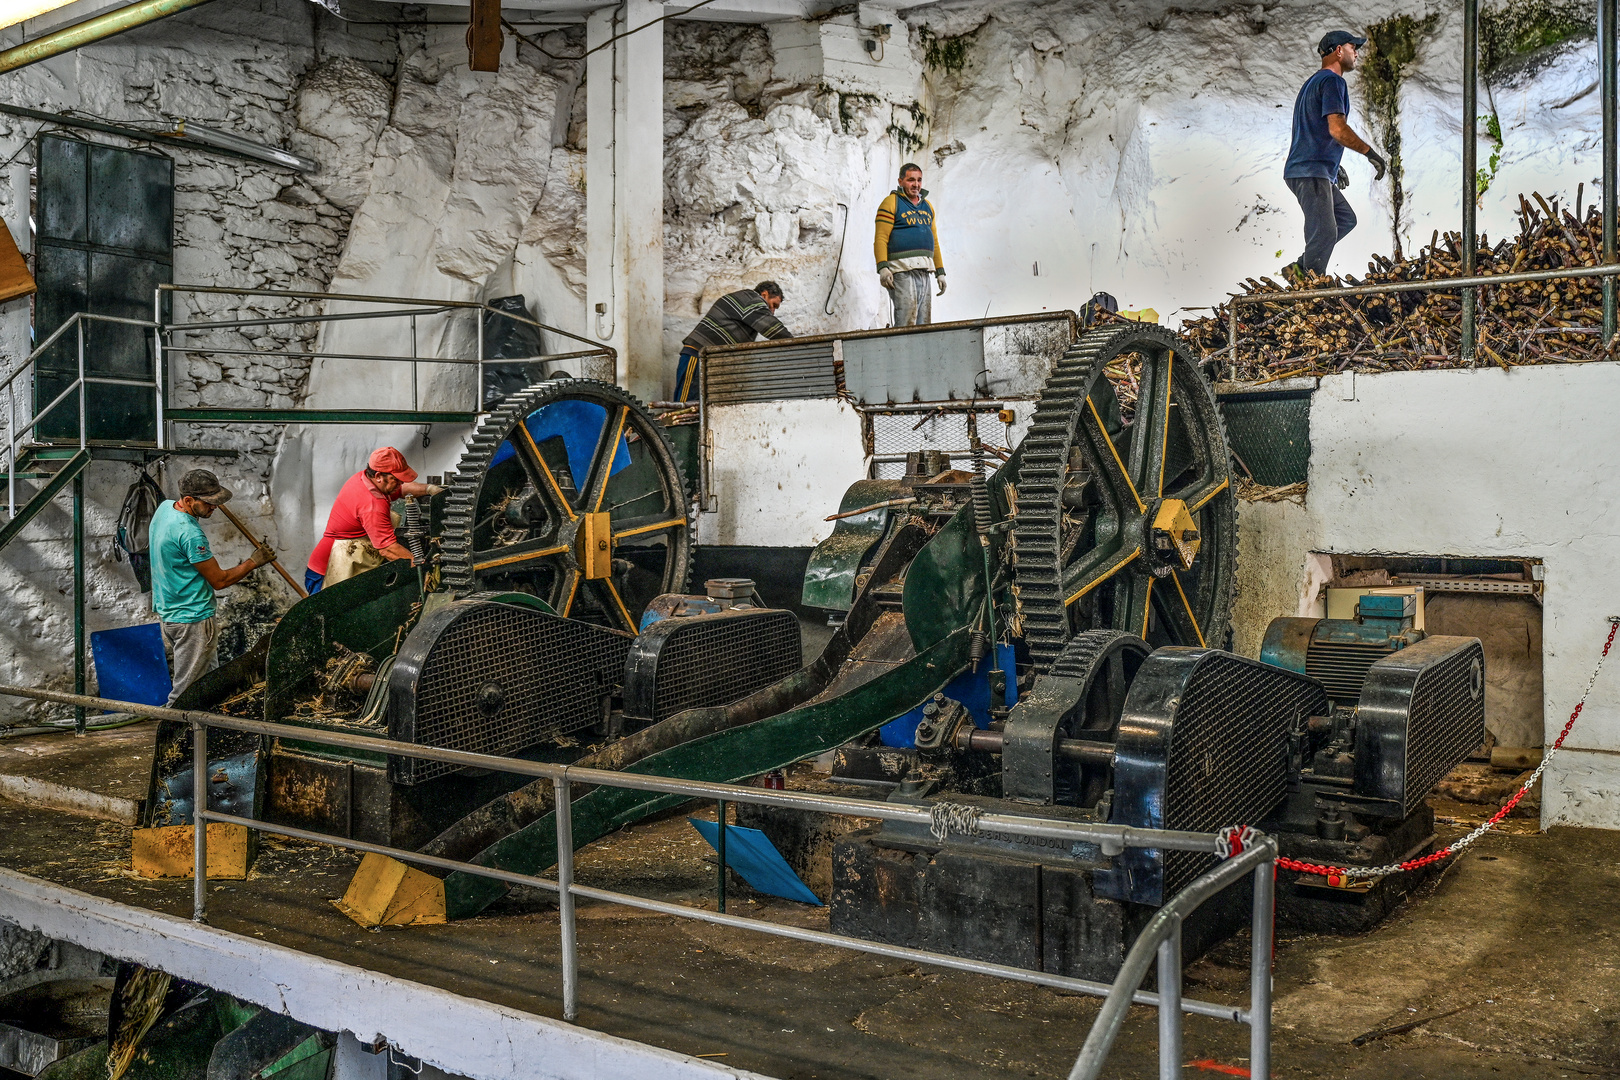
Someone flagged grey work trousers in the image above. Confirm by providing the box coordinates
[1286,176,1357,276]
[162,616,219,705]
[886,268,934,327]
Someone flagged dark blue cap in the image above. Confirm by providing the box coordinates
[1318,30,1367,55]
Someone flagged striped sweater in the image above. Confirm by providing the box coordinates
[681,289,793,351]
[873,189,944,274]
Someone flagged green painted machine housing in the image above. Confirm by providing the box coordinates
[264,558,422,763]
[801,478,904,611]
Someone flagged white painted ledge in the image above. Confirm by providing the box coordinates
[0,869,775,1080]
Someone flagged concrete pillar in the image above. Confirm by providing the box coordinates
[331,1033,386,1080]
[586,0,664,402]
[585,6,622,374]
[620,0,664,402]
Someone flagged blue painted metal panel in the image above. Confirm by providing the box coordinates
[90,622,171,707]
[689,818,822,905]
[879,642,1017,747]
[489,399,630,484]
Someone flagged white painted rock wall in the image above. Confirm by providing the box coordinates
[276,30,569,576]
[1402,12,1603,255]
[1239,362,1620,831]
[0,0,397,718]
[0,0,1609,784]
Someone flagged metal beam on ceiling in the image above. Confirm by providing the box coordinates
[0,0,217,73]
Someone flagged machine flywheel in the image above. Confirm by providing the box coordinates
[1002,629,1151,808]
[1013,323,1236,672]
[439,379,692,631]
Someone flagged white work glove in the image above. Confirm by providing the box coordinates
[422,484,446,497]
[936,275,947,296]
[878,266,896,290]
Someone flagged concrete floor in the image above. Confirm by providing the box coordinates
[0,729,1616,1079]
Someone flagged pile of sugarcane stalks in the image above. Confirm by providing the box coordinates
[1184,191,1616,381]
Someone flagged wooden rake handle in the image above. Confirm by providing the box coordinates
[218,503,308,599]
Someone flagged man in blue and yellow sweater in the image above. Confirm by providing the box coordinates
[873,163,945,326]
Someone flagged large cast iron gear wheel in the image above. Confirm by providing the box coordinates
[439,379,692,632]
[1014,323,1236,673]
[1002,629,1151,808]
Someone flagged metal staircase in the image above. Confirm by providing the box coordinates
[0,447,91,551]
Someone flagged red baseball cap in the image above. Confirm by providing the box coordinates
[368,446,418,483]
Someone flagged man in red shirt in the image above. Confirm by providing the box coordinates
[305,447,441,593]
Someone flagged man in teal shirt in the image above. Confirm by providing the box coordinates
[149,469,274,704]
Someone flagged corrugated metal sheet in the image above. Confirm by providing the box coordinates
[704,340,837,404]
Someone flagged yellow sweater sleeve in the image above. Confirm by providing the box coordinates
[873,193,897,269]
[930,201,944,275]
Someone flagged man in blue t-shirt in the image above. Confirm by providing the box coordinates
[148,469,274,704]
[1283,30,1388,278]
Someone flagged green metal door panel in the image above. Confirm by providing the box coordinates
[36,134,88,243]
[34,133,171,444]
[32,244,88,441]
[82,250,163,440]
[88,142,174,255]
[443,628,971,918]
[88,250,165,363]
[33,243,88,336]
[1216,389,1311,487]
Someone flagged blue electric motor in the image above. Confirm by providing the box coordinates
[1260,592,1427,708]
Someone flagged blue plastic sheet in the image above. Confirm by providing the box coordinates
[90,622,171,708]
[689,818,823,906]
[489,399,630,485]
[880,641,1017,747]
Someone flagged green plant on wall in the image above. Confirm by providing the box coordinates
[915,24,973,73]
[1480,0,1593,71]
[1361,13,1438,256]
[887,101,929,153]
[1476,112,1503,200]
[822,84,881,134]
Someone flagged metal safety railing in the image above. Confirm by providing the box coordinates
[1,310,164,516]
[1225,263,1620,373]
[0,313,165,735]
[0,684,1272,1080]
[156,285,616,428]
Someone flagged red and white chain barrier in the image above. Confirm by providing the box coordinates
[1221,615,1620,888]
